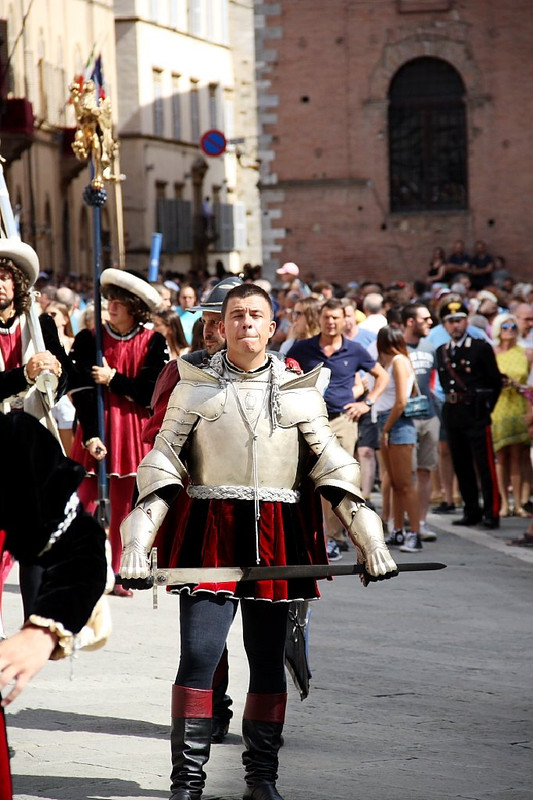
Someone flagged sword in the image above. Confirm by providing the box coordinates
[117,549,447,609]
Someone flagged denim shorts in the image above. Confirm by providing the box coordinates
[377,410,417,446]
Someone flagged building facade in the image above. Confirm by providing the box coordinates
[255,1,533,285]
[114,0,261,277]
[0,0,119,277]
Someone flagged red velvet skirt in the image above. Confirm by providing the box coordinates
[159,483,328,602]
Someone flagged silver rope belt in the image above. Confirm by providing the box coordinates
[38,492,80,556]
[187,485,300,503]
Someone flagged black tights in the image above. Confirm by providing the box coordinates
[176,593,289,695]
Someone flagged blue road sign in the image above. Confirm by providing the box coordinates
[200,129,227,157]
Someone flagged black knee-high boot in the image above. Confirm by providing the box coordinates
[170,685,212,800]
[242,692,287,800]
[211,647,233,744]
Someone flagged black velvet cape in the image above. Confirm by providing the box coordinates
[0,411,107,800]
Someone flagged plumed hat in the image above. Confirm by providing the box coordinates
[100,268,161,311]
[0,237,40,287]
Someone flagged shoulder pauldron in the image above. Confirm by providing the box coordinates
[277,385,328,428]
[167,358,227,420]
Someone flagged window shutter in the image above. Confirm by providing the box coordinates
[233,203,247,250]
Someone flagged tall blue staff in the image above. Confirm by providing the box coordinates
[69,77,118,527]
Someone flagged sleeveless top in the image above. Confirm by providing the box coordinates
[374,354,415,414]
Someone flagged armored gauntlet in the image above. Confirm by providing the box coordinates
[119,494,169,579]
[334,498,398,585]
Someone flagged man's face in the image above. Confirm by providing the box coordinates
[413,307,433,338]
[38,291,53,311]
[320,306,345,337]
[202,311,224,355]
[107,298,135,332]
[516,304,533,337]
[343,305,357,334]
[160,287,172,308]
[179,287,196,310]
[444,316,468,341]
[220,295,275,359]
[0,267,15,312]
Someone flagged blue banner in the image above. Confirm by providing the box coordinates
[148,232,163,282]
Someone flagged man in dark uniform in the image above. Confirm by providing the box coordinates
[436,300,502,528]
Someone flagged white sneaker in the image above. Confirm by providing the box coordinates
[420,521,437,542]
[399,532,423,553]
[326,539,343,562]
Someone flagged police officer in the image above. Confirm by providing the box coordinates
[436,300,502,528]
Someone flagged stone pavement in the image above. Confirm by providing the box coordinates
[4,503,533,800]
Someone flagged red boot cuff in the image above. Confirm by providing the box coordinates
[172,685,213,718]
[243,692,287,723]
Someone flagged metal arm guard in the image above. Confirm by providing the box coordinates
[334,497,397,583]
[137,359,227,502]
[296,410,365,504]
[119,494,169,579]
[285,389,396,582]
[136,408,196,503]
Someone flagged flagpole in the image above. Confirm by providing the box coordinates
[69,76,117,527]
[84,173,108,526]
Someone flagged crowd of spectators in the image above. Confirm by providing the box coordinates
[33,239,533,550]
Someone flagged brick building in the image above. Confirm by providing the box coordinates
[255,1,533,286]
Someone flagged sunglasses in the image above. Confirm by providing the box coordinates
[501,322,517,331]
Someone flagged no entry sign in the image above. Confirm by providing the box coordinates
[200,129,227,157]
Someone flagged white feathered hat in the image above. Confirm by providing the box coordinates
[0,237,40,287]
[100,268,161,311]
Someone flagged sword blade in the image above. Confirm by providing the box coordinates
[153,562,446,586]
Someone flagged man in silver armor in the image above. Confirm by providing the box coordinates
[120,283,397,800]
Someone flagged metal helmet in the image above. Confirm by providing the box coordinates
[188,275,243,313]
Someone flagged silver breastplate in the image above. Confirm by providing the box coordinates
[187,363,303,495]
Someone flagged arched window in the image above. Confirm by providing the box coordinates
[388,57,467,212]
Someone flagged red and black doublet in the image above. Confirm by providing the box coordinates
[70,322,167,571]
[71,322,167,476]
